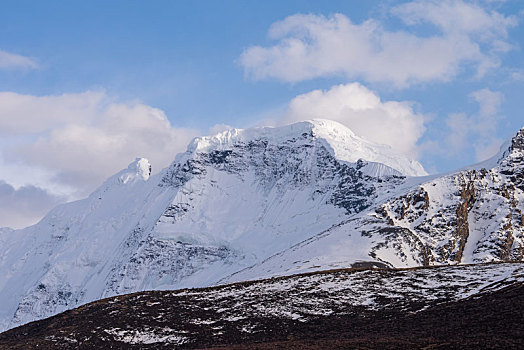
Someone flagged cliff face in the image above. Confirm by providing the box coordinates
[227,128,524,282]
[454,176,476,262]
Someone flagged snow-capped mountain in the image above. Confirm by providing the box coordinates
[0,119,522,331]
[227,127,524,281]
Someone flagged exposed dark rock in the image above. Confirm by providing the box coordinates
[453,176,476,262]
[511,128,524,151]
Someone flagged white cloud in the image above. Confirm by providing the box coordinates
[239,1,517,86]
[0,50,38,70]
[445,88,504,161]
[0,181,64,229]
[281,83,426,158]
[510,69,524,81]
[393,0,515,38]
[208,123,234,135]
[0,91,199,204]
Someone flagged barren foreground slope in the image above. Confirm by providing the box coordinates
[0,262,522,349]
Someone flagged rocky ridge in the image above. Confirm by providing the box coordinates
[226,127,524,281]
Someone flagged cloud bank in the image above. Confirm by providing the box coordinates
[240,0,517,86]
[0,181,64,229]
[281,83,426,158]
[0,91,199,228]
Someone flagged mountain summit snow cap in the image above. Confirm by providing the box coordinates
[186,119,427,177]
[88,158,151,200]
[306,120,427,176]
[119,158,151,184]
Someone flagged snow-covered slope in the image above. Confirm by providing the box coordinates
[226,127,524,282]
[0,120,522,332]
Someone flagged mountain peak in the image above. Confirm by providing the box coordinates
[458,126,524,172]
[121,158,151,183]
[89,158,151,199]
[306,119,427,176]
[187,119,426,177]
[511,127,524,151]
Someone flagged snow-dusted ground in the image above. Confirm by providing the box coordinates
[179,263,524,324]
[82,262,524,346]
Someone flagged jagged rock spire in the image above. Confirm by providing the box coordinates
[511,127,524,151]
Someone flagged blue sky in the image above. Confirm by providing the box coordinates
[0,1,382,125]
[0,0,523,227]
